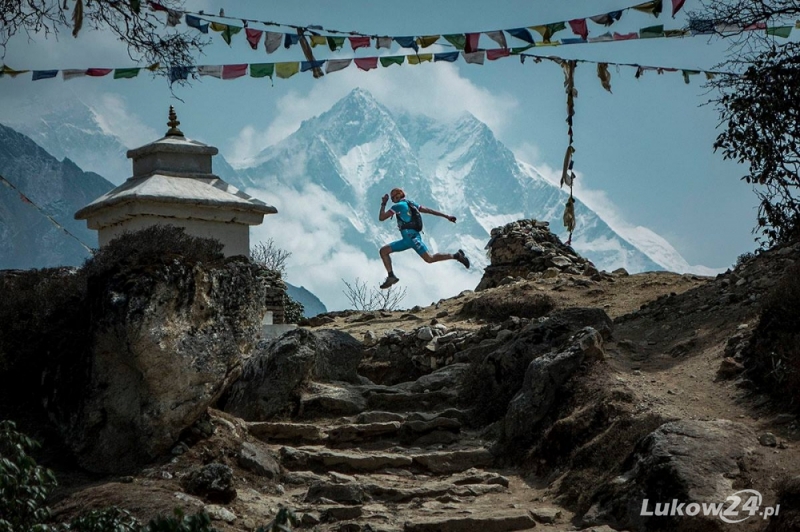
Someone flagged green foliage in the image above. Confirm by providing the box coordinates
[283,294,305,324]
[256,506,298,532]
[742,260,800,412]
[84,225,225,282]
[57,507,139,531]
[735,251,757,269]
[142,509,219,532]
[0,269,88,409]
[0,420,57,532]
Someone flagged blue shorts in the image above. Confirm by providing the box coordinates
[389,230,428,256]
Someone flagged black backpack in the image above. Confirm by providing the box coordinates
[396,200,423,232]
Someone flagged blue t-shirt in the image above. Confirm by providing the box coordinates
[391,199,420,232]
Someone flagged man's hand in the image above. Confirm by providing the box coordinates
[447,215,457,223]
[381,194,389,205]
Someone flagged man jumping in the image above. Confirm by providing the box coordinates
[378,187,469,289]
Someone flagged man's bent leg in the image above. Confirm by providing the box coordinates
[420,252,454,263]
[380,245,394,273]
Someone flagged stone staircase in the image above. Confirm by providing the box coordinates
[245,378,575,532]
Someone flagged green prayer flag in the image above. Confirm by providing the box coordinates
[639,25,665,38]
[327,36,346,51]
[249,63,274,78]
[379,56,405,67]
[443,34,466,50]
[113,68,140,79]
[766,25,793,38]
[510,45,534,54]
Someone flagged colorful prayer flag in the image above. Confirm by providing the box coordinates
[767,25,793,38]
[380,56,405,67]
[168,66,192,83]
[198,65,223,78]
[349,36,371,50]
[507,28,535,44]
[32,70,59,80]
[325,59,351,73]
[434,51,459,62]
[284,33,299,48]
[265,32,282,53]
[186,15,208,33]
[246,28,263,50]
[86,68,113,77]
[394,36,418,51]
[531,22,566,43]
[465,33,480,53]
[112,68,139,79]
[416,35,440,48]
[486,48,510,60]
[222,64,247,79]
[569,19,589,40]
[613,32,639,40]
[249,63,274,78]
[639,25,665,38]
[407,54,433,65]
[485,30,507,49]
[310,35,327,47]
[327,36,346,51]
[301,60,325,72]
[354,57,378,71]
[376,36,393,49]
[62,69,88,81]
[462,51,485,65]
[590,11,623,26]
[633,0,663,17]
[1,65,29,77]
[275,62,299,79]
[443,34,467,49]
[672,0,686,17]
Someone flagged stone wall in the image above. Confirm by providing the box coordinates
[477,219,598,291]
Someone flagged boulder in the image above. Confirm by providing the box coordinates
[584,419,757,531]
[222,328,363,421]
[180,462,237,504]
[503,327,604,447]
[44,259,273,473]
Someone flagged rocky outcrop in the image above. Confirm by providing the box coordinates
[44,258,274,474]
[478,219,600,290]
[221,328,364,421]
[503,327,605,448]
[583,419,758,531]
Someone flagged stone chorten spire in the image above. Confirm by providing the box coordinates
[75,107,276,257]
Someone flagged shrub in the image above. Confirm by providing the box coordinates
[283,294,305,324]
[742,260,800,412]
[83,225,225,282]
[0,420,57,532]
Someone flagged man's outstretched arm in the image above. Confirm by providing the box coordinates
[419,206,456,223]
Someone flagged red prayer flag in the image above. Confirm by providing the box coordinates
[349,36,371,50]
[671,0,686,17]
[245,28,263,50]
[613,32,639,40]
[486,48,510,60]
[569,19,589,40]
[465,33,480,53]
[354,57,378,71]
[148,1,168,11]
[222,64,247,79]
[86,68,113,77]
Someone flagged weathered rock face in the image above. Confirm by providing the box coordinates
[221,328,364,421]
[584,419,758,532]
[503,327,605,448]
[45,258,275,473]
[477,219,599,291]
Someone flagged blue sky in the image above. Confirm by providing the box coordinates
[0,0,767,281]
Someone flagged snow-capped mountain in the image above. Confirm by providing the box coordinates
[3,88,711,311]
[242,88,667,275]
[0,123,114,269]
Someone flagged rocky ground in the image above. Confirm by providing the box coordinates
[39,224,800,532]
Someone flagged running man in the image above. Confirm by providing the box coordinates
[378,187,469,289]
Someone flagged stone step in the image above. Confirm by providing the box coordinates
[305,479,507,505]
[365,390,459,412]
[248,415,464,448]
[403,511,536,532]
[278,446,495,475]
